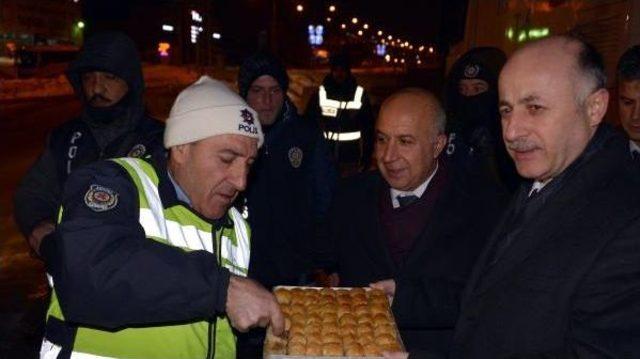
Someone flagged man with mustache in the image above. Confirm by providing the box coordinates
[39,76,284,358]
[14,31,164,257]
[443,35,640,358]
[616,45,640,159]
[319,88,506,355]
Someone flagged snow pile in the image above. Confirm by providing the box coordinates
[0,65,202,101]
[0,75,72,100]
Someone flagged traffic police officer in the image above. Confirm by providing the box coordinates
[305,54,374,175]
[39,76,284,359]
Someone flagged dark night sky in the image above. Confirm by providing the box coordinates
[81,0,467,62]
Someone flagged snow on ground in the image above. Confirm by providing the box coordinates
[0,64,400,112]
[0,65,202,101]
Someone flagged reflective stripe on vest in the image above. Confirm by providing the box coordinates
[115,158,250,275]
[323,130,362,142]
[42,158,248,359]
[318,85,364,117]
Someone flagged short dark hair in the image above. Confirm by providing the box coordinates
[569,35,607,91]
[617,45,640,82]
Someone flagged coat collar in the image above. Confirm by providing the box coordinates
[465,124,629,297]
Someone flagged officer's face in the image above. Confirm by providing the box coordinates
[375,94,446,191]
[618,79,640,144]
[81,71,129,107]
[170,135,258,220]
[458,79,489,97]
[331,66,348,84]
[246,75,284,126]
[498,42,607,181]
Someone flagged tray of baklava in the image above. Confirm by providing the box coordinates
[263,286,404,358]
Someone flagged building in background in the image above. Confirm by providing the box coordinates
[0,0,82,58]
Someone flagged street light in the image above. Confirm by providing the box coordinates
[341,23,346,29]
[357,30,363,36]
[387,35,392,40]
[329,5,336,12]
[377,30,383,36]
[77,21,85,29]
[363,23,369,29]
[351,17,358,24]
[429,46,434,53]
[296,4,303,12]
[326,17,331,22]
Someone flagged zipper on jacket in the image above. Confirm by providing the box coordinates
[206,227,224,359]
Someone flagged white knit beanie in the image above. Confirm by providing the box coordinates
[164,76,264,148]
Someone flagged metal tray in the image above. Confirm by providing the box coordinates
[263,286,405,359]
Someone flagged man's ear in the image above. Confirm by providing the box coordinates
[169,144,191,165]
[433,133,447,159]
[585,88,609,127]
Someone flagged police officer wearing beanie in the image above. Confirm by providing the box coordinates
[39,76,284,358]
[235,52,337,358]
[14,31,165,257]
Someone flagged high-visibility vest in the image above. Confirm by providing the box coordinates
[318,85,364,117]
[318,85,364,142]
[42,158,250,359]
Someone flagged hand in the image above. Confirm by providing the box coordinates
[28,220,55,256]
[370,279,396,296]
[382,351,409,359]
[225,275,284,335]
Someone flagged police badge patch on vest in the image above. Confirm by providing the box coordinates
[288,147,303,168]
[84,184,119,212]
[127,144,147,158]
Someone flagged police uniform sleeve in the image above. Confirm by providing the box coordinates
[14,135,61,237]
[50,161,230,330]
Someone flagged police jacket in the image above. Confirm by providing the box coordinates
[40,157,249,359]
[240,98,337,289]
[305,75,374,166]
[14,31,164,239]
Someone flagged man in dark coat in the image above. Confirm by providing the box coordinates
[235,53,337,358]
[319,88,506,356]
[445,35,640,358]
[14,31,164,256]
[305,53,374,175]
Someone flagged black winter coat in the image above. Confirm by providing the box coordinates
[241,99,337,289]
[446,125,640,358]
[14,31,164,238]
[318,161,507,356]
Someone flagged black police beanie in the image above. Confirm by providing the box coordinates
[238,52,289,99]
